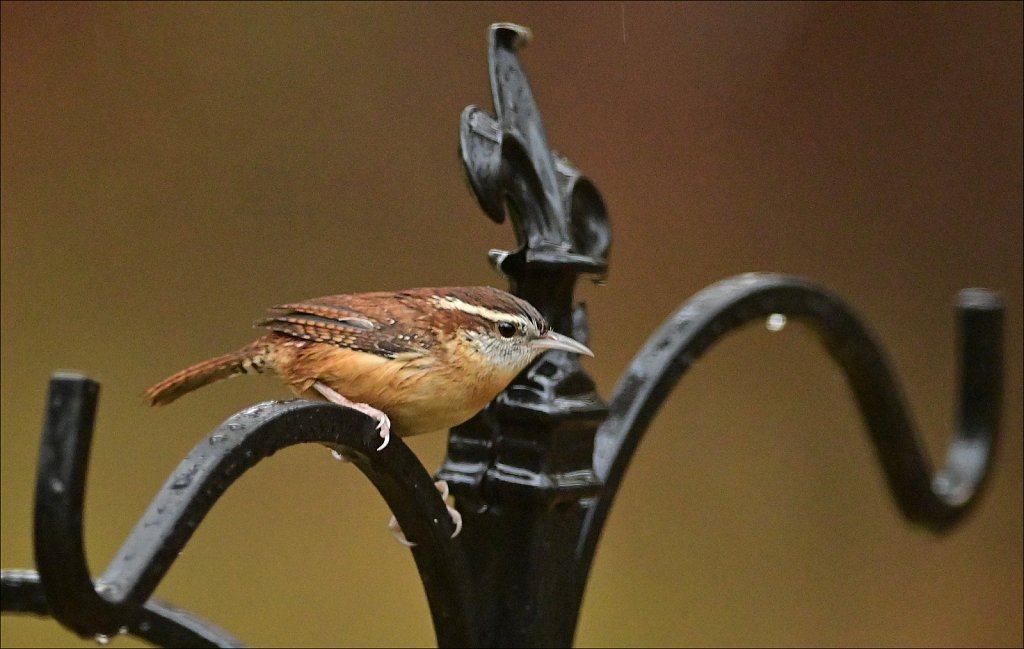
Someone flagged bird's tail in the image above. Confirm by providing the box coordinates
[145,338,273,406]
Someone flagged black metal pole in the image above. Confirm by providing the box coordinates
[436,23,610,646]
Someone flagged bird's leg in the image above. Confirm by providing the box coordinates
[388,480,463,547]
[308,380,454,545]
[312,381,391,451]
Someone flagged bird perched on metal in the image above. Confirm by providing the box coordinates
[145,286,593,544]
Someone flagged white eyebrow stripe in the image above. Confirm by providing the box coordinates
[431,296,528,324]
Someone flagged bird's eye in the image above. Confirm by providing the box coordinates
[497,322,517,338]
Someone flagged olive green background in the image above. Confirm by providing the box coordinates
[2,2,1021,647]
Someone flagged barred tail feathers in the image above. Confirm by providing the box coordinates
[145,339,272,406]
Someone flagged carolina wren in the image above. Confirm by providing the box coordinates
[145,286,593,544]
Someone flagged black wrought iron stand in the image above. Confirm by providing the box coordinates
[0,23,1004,648]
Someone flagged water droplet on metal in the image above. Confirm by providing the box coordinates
[765,313,787,332]
[209,433,227,445]
[227,423,242,431]
[94,634,110,645]
[933,473,953,494]
[49,477,65,493]
[96,582,120,599]
[171,465,199,489]
[330,449,350,462]
[245,405,266,418]
[653,337,672,352]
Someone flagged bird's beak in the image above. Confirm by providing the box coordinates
[531,331,594,357]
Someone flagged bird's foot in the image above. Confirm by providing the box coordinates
[313,381,391,450]
[389,480,463,547]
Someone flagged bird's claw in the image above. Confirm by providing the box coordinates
[388,516,416,547]
[375,414,391,451]
[388,480,462,547]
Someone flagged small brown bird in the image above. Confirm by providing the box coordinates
[145,286,593,543]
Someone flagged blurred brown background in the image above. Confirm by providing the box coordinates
[2,2,1021,647]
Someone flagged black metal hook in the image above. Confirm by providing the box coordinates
[1,569,245,647]
[578,273,1003,578]
[6,373,477,646]
[5,374,244,646]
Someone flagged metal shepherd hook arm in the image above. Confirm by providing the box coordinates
[2,374,475,647]
[579,273,1003,576]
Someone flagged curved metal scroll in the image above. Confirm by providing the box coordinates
[1,373,475,647]
[1,570,244,647]
[578,273,1003,577]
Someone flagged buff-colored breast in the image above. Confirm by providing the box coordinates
[269,337,520,437]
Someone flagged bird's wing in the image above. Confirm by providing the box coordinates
[256,294,430,358]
